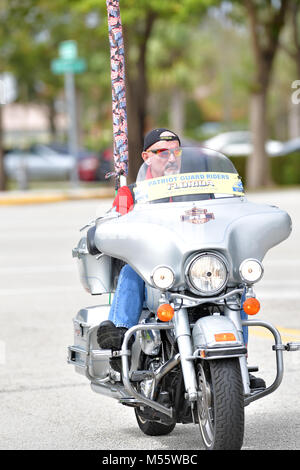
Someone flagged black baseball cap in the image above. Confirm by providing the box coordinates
[143,128,181,151]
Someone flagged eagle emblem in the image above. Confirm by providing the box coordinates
[180,207,215,224]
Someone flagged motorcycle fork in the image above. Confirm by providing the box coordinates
[224,306,251,396]
[174,308,198,403]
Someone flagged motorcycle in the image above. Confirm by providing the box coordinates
[68,147,299,450]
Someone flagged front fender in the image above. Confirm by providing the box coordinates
[192,316,244,351]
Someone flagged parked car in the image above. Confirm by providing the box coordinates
[46,143,100,182]
[48,143,112,182]
[77,151,100,182]
[203,131,284,157]
[4,144,76,181]
[271,137,300,157]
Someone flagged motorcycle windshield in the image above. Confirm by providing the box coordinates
[134,147,244,204]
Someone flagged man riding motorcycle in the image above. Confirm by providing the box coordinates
[96,127,265,389]
[97,128,181,367]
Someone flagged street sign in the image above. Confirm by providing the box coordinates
[51,58,86,75]
[59,40,78,61]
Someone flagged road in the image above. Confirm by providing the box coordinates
[0,190,299,450]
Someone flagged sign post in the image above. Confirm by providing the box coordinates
[51,41,86,187]
[64,71,78,185]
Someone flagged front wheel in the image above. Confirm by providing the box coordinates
[197,358,244,450]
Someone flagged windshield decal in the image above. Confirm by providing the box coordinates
[180,207,215,224]
[133,172,244,203]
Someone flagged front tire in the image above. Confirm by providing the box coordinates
[134,408,176,436]
[197,358,244,450]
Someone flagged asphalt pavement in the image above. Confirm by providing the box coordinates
[0,189,299,450]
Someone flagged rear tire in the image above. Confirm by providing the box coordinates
[197,358,244,450]
[134,408,176,436]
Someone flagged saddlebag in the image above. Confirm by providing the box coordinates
[68,304,111,378]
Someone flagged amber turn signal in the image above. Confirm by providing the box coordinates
[214,333,236,342]
[242,297,260,315]
[157,303,175,322]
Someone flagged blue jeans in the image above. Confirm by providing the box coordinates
[109,264,248,344]
[109,264,145,329]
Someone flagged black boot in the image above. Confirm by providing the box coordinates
[97,320,133,373]
[97,320,128,350]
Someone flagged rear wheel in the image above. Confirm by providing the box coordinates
[135,408,176,436]
[197,358,244,450]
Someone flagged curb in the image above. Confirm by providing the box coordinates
[0,187,115,206]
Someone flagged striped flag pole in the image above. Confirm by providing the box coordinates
[106,0,128,190]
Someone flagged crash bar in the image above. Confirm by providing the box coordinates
[242,320,284,406]
[121,322,175,418]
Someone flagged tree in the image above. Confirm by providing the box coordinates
[0,0,11,190]
[75,0,221,183]
[0,0,113,189]
[122,10,157,183]
[1,0,224,187]
[282,0,300,79]
[123,1,222,183]
[243,0,290,189]
[147,21,203,136]
[280,0,300,138]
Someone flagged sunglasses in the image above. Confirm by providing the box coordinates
[148,148,182,159]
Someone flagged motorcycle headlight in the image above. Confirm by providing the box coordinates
[151,266,175,290]
[186,253,228,296]
[239,259,263,284]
